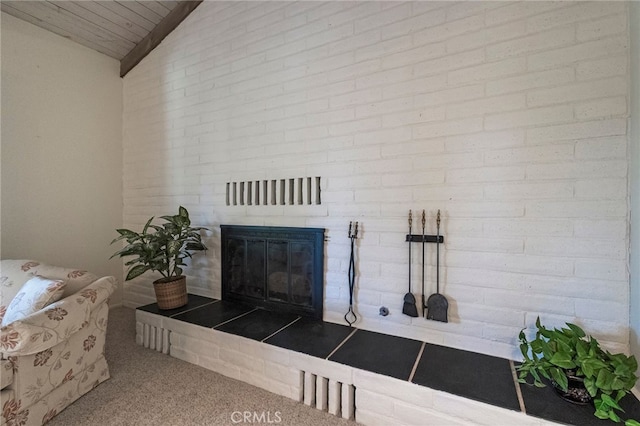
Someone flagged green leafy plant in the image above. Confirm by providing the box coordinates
[518,317,639,424]
[111,206,208,282]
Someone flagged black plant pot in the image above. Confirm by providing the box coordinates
[551,373,592,405]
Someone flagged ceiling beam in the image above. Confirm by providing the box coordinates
[120,0,203,78]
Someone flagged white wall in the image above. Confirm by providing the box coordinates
[630,1,640,361]
[122,1,631,358]
[1,13,124,303]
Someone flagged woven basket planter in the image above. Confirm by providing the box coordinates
[153,276,188,310]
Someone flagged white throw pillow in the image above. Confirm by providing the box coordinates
[1,276,66,326]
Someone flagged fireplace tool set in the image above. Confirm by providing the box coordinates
[403,209,448,323]
[344,221,358,326]
[403,211,419,317]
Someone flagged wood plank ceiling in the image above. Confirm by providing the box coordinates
[1,1,202,76]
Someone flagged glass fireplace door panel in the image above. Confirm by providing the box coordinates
[290,241,314,307]
[267,241,289,303]
[226,238,245,296]
[245,239,266,299]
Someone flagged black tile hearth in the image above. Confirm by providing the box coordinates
[215,308,300,341]
[137,294,216,317]
[138,296,640,426]
[619,393,640,423]
[172,300,255,328]
[412,343,521,411]
[328,329,422,380]
[264,317,354,359]
[519,378,604,426]
[520,377,640,426]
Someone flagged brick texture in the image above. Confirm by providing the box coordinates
[123,1,631,359]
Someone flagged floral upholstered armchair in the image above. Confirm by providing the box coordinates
[0,260,117,426]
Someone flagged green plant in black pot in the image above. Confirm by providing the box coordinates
[517,317,639,425]
[111,206,208,309]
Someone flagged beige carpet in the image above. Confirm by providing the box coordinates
[48,307,352,426]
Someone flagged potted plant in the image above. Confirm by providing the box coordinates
[111,206,208,309]
[517,317,639,425]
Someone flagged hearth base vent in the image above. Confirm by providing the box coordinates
[137,322,170,354]
[301,371,355,421]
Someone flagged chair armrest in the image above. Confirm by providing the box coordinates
[0,276,117,357]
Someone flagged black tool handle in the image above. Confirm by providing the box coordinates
[345,221,358,326]
[421,210,426,317]
[408,210,412,291]
[436,210,440,294]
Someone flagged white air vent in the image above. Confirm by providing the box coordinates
[138,322,170,354]
[301,371,355,421]
[226,176,321,206]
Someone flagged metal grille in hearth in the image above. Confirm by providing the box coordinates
[302,371,355,421]
[226,177,321,206]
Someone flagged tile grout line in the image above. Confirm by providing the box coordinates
[212,307,258,329]
[509,360,526,414]
[168,299,220,318]
[325,328,358,360]
[408,342,426,383]
[262,316,302,342]
[147,307,567,421]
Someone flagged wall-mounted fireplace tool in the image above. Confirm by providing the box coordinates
[344,221,358,326]
[421,210,426,318]
[425,210,448,322]
[403,210,419,317]
[405,210,446,321]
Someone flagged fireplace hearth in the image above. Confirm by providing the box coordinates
[220,225,325,319]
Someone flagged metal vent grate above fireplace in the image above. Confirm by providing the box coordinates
[220,225,325,319]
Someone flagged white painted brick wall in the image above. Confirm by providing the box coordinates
[122,1,631,359]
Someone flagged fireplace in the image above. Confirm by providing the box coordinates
[220,225,325,319]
